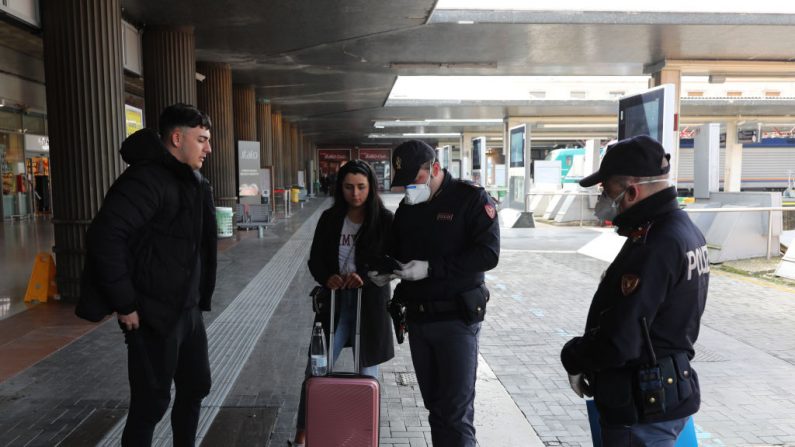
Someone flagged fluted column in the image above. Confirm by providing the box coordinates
[271,111,283,187]
[256,99,273,167]
[303,135,311,174]
[43,0,126,298]
[291,125,300,183]
[282,120,293,185]
[233,84,256,141]
[197,61,236,207]
[142,26,196,131]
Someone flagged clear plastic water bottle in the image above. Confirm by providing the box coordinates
[310,322,328,376]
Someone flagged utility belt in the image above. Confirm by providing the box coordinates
[400,283,490,324]
[593,351,698,426]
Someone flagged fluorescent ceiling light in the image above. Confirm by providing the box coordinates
[430,118,503,123]
[373,118,503,128]
[434,0,795,14]
[388,76,649,103]
[531,135,615,140]
[386,75,795,105]
[368,133,462,139]
[542,123,618,128]
[369,134,406,139]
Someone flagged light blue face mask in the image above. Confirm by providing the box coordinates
[593,179,669,221]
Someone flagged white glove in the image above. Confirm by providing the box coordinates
[394,260,429,281]
[568,373,592,398]
[367,270,395,287]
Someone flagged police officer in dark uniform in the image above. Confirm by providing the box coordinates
[370,140,499,447]
[560,135,709,446]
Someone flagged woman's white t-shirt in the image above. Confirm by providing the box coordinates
[338,216,361,274]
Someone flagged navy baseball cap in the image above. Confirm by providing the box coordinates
[579,135,671,187]
[391,140,437,187]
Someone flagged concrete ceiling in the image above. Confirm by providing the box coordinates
[120,1,795,147]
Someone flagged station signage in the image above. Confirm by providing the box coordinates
[24,134,49,152]
[318,149,351,162]
[358,149,390,162]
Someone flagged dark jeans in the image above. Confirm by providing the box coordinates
[408,318,480,447]
[601,417,689,447]
[121,307,211,447]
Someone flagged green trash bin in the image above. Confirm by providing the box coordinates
[215,207,234,238]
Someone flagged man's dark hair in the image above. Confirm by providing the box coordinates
[158,103,212,141]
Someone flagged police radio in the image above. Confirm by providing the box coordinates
[637,317,666,416]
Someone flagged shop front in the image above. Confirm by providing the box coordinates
[317,149,351,196]
[358,148,391,191]
[0,109,47,220]
[25,134,50,215]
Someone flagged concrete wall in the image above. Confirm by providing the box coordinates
[688,191,783,262]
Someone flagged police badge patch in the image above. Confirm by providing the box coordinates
[620,274,640,296]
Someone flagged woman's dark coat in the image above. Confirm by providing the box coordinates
[307,206,395,368]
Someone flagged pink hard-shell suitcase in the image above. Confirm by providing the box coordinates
[305,288,380,447]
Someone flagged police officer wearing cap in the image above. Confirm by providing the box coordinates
[369,140,499,447]
[560,135,709,446]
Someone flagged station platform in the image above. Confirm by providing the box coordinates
[2,194,795,446]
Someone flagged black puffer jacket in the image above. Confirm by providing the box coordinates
[85,128,217,335]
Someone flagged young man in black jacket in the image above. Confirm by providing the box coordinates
[84,103,217,446]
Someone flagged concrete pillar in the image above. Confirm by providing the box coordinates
[42,0,126,298]
[584,139,600,177]
[233,84,256,141]
[651,68,682,186]
[724,120,743,192]
[196,61,236,207]
[271,111,283,187]
[142,26,196,131]
[256,99,272,167]
[693,123,721,199]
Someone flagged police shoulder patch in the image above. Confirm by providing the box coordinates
[620,274,640,296]
[484,203,496,220]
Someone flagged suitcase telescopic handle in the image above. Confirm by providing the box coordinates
[328,287,364,374]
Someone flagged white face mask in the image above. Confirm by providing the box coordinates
[594,190,624,222]
[593,179,669,221]
[404,166,433,205]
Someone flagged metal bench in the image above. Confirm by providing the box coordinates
[237,203,271,230]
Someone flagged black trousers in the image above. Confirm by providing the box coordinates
[408,318,481,447]
[121,307,211,447]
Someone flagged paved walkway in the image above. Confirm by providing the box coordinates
[2,194,795,446]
